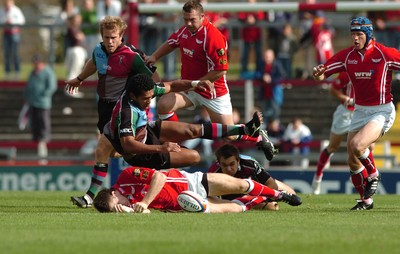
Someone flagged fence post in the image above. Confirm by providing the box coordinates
[127,0,139,47]
[383,140,392,169]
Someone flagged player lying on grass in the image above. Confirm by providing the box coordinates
[71,73,272,208]
[208,143,296,211]
[93,166,302,213]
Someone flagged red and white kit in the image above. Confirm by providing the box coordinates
[323,40,400,106]
[167,17,229,99]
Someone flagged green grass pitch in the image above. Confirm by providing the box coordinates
[0,192,399,254]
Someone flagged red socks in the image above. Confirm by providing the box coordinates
[236,134,259,143]
[232,196,267,211]
[358,148,377,175]
[244,179,279,199]
[159,112,179,122]
[315,148,332,178]
[350,167,368,198]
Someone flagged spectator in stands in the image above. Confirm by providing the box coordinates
[298,0,324,79]
[158,0,179,80]
[80,0,100,59]
[367,0,390,46]
[282,117,313,166]
[273,23,298,79]
[312,17,400,210]
[64,13,86,98]
[201,0,231,55]
[96,0,121,21]
[208,143,296,211]
[312,17,335,65]
[237,0,265,79]
[300,16,335,68]
[265,0,292,55]
[266,118,285,150]
[57,0,80,58]
[24,54,57,165]
[58,0,80,24]
[0,0,25,80]
[386,0,400,50]
[93,165,302,213]
[138,0,159,55]
[260,48,286,123]
[65,16,158,209]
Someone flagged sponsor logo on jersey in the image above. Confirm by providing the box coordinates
[96,52,106,59]
[134,168,141,176]
[347,59,358,64]
[142,170,149,180]
[372,58,382,63]
[120,128,133,134]
[217,48,225,56]
[182,34,188,39]
[183,47,194,58]
[354,71,373,79]
[118,55,125,64]
[196,39,203,44]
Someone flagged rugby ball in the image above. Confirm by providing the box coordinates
[177,190,208,213]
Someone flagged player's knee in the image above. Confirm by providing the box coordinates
[157,94,174,114]
[180,149,201,165]
[224,136,238,141]
[185,124,202,138]
[349,144,364,156]
[95,141,112,162]
[189,150,201,164]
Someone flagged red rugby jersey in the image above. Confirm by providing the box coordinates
[323,40,400,106]
[113,167,189,211]
[167,17,229,99]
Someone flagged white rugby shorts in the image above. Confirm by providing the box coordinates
[330,104,354,135]
[180,90,233,115]
[349,102,395,134]
[180,171,208,198]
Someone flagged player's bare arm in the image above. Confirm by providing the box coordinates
[165,79,214,93]
[145,42,175,65]
[120,136,181,155]
[133,171,167,213]
[65,58,97,94]
[200,69,227,83]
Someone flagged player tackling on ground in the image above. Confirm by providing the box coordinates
[93,166,302,213]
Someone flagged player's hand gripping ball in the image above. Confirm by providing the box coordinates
[177,191,208,212]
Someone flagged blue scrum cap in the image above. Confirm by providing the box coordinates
[350,17,374,44]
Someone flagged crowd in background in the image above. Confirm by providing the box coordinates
[4,0,400,83]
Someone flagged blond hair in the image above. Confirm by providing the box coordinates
[99,16,128,37]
